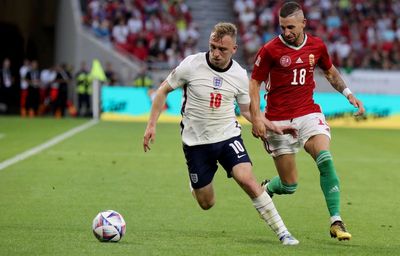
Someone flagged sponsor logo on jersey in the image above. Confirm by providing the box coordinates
[190,173,198,183]
[280,55,291,67]
[295,57,303,64]
[213,77,223,88]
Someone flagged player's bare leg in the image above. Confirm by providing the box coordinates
[191,183,215,210]
[232,163,299,245]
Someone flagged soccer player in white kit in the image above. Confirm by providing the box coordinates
[143,22,298,245]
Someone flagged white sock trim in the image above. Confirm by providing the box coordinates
[330,215,342,224]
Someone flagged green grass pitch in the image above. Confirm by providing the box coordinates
[0,117,399,255]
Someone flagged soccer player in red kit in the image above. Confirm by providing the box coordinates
[249,1,365,241]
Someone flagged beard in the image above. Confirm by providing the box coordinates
[282,32,303,46]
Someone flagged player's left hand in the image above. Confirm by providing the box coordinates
[348,94,365,116]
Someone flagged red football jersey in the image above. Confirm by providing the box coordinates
[251,33,332,120]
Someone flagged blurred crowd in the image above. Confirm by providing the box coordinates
[0,56,163,117]
[82,0,200,69]
[234,0,400,71]
[0,58,73,117]
[0,58,123,117]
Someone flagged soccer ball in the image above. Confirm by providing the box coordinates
[92,210,126,242]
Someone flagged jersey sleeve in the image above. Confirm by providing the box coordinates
[236,69,250,105]
[317,41,333,71]
[251,46,272,82]
[166,55,193,89]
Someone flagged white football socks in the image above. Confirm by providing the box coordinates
[252,191,290,238]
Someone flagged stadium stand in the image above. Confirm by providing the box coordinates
[82,0,199,69]
[234,0,400,70]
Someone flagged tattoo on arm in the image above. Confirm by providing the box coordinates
[325,66,347,93]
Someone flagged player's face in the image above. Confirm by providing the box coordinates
[279,14,306,46]
[209,34,237,69]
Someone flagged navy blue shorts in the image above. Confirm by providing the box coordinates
[183,135,252,189]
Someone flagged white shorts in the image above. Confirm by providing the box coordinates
[263,113,331,157]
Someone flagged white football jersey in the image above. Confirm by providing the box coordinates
[166,52,250,146]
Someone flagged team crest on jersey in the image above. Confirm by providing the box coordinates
[309,54,315,66]
[308,54,315,72]
[213,77,223,88]
[280,55,291,67]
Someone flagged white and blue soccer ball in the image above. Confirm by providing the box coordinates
[92,210,126,242]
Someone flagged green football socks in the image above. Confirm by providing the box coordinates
[316,150,340,217]
[267,151,341,218]
[267,176,298,195]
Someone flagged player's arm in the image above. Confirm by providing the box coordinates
[238,103,252,123]
[143,80,173,152]
[242,99,297,137]
[249,78,268,138]
[324,65,365,116]
[241,101,274,131]
[248,78,298,137]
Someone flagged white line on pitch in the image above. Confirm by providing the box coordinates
[0,120,98,171]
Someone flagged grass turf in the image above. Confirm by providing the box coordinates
[0,117,399,255]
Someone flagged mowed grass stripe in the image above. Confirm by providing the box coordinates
[0,120,98,171]
[0,117,90,162]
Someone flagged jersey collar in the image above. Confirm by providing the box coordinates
[206,51,233,72]
[278,33,308,50]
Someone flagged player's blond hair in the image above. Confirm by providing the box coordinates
[211,22,237,43]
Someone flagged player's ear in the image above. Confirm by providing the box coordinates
[232,44,238,54]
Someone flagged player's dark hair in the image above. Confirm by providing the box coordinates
[280,1,302,18]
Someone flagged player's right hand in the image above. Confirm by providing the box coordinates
[252,118,267,138]
[143,127,156,152]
